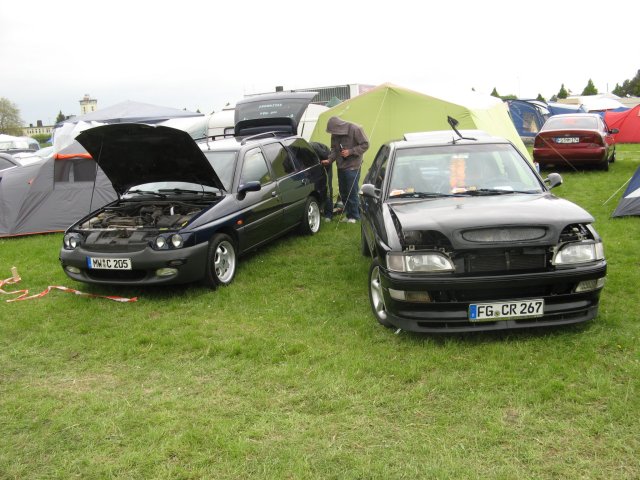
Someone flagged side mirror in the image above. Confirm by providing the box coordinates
[360,183,380,199]
[544,172,563,189]
[237,181,261,196]
[609,128,619,134]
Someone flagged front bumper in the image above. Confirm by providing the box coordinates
[378,262,606,333]
[59,241,209,286]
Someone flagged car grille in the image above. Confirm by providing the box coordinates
[85,243,148,253]
[463,249,548,273]
[462,227,547,243]
[86,269,147,281]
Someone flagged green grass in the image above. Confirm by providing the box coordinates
[1,146,640,479]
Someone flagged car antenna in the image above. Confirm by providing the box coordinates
[447,116,476,143]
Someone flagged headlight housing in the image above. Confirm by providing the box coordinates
[387,251,454,273]
[553,241,604,265]
[152,233,187,250]
[63,233,83,250]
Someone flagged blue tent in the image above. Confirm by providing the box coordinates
[507,100,550,139]
[612,167,640,217]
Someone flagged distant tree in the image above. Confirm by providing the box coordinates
[536,93,546,102]
[31,133,51,145]
[0,97,23,135]
[581,79,598,96]
[55,110,66,124]
[549,94,558,102]
[613,70,640,97]
[490,87,500,98]
[557,84,569,99]
[196,109,201,113]
[500,94,517,100]
[612,83,624,97]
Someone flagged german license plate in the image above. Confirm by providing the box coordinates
[87,257,132,270]
[469,299,544,322]
[555,137,579,144]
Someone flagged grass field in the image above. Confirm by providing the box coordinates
[1,145,639,479]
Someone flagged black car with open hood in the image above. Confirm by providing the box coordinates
[359,128,606,333]
[59,120,325,288]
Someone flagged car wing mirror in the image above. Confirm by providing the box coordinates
[609,128,619,134]
[544,172,563,189]
[359,183,380,199]
[238,181,261,196]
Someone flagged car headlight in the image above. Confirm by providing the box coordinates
[553,242,604,265]
[63,233,83,250]
[170,234,184,248]
[153,234,185,250]
[387,252,455,273]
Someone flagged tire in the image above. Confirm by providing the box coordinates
[599,159,609,171]
[299,196,321,235]
[610,149,616,163]
[368,260,394,328]
[360,224,370,257]
[203,233,237,289]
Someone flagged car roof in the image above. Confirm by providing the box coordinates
[389,130,513,149]
[197,131,300,152]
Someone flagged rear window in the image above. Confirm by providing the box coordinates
[542,116,598,130]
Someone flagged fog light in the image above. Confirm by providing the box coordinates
[156,268,178,277]
[388,288,431,302]
[65,266,81,274]
[575,277,606,293]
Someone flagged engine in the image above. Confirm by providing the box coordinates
[80,201,207,230]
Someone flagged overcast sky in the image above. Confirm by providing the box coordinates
[2,0,637,125]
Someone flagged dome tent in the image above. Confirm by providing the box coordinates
[309,83,531,176]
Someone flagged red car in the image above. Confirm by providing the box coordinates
[533,113,618,171]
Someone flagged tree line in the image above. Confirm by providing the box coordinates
[490,69,640,103]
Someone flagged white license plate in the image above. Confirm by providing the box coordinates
[469,299,544,322]
[87,257,132,270]
[555,137,579,144]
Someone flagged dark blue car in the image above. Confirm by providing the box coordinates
[59,93,326,288]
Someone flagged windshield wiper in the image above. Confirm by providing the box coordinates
[466,188,541,195]
[390,192,454,199]
[127,190,167,198]
[157,188,218,196]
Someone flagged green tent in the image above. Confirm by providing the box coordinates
[310,83,531,174]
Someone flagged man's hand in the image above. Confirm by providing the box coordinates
[321,159,331,166]
[340,149,351,158]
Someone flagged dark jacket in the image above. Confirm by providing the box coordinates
[326,117,369,171]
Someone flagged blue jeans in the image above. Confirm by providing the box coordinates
[323,164,333,218]
[338,168,360,220]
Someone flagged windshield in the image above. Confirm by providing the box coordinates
[203,151,237,191]
[388,143,543,198]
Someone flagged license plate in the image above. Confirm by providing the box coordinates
[87,257,132,270]
[469,299,544,322]
[555,137,579,144]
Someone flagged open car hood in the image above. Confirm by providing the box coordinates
[76,123,225,195]
[234,91,316,137]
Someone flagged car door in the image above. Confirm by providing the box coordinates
[361,145,391,254]
[235,147,282,251]
[263,140,311,231]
